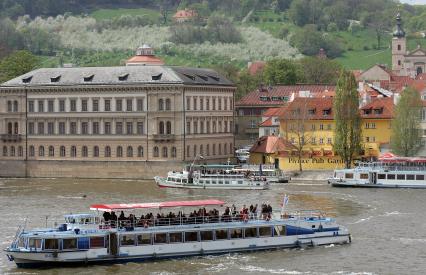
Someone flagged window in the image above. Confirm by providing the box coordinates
[185,232,198,242]
[104,99,110,111]
[18,146,23,157]
[215,229,227,240]
[48,100,54,112]
[159,121,165,135]
[104,122,111,135]
[48,146,54,157]
[213,144,216,155]
[116,122,123,134]
[213,121,217,132]
[82,146,88,157]
[193,97,197,110]
[397,174,405,180]
[126,122,133,135]
[59,122,65,135]
[162,147,168,158]
[218,121,222,133]
[154,233,167,244]
[327,124,332,130]
[169,232,183,243]
[38,146,45,157]
[166,121,171,134]
[126,99,133,111]
[137,99,144,111]
[200,231,213,241]
[90,237,105,248]
[345,173,353,179]
[319,138,324,144]
[218,144,222,155]
[14,122,18,134]
[60,146,66,157]
[38,100,44,112]
[137,122,144,135]
[245,228,257,238]
[116,99,122,111]
[360,173,369,179]
[105,146,111,157]
[28,101,34,112]
[406,174,415,180]
[70,122,77,134]
[171,147,177,158]
[44,239,59,250]
[311,124,316,130]
[200,98,204,110]
[193,145,197,157]
[137,146,144,157]
[186,97,190,110]
[59,100,65,112]
[200,145,204,156]
[71,146,77,157]
[186,145,190,158]
[82,100,88,111]
[259,226,272,237]
[153,146,159,157]
[121,235,135,246]
[186,121,191,134]
[38,122,44,135]
[165,98,171,110]
[10,146,15,157]
[159,99,164,111]
[7,101,12,112]
[397,44,401,51]
[93,122,99,135]
[366,137,370,142]
[327,138,332,144]
[230,229,242,239]
[206,121,210,134]
[378,174,386,179]
[28,238,42,249]
[70,99,76,111]
[116,146,123,157]
[387,174,395,180]
[29,146,35,157]
[319,124,324,130]
[127,146,133,157]
[311,137,316,144]
[137,234,151,245]
[48,122,54,135]
[92,99,99,111]
[93,146,99,157]
[218,98,222,110]
[206,98,210,110]
[81,122,88,135]
[416,175,424,180]
[28,122,34,135]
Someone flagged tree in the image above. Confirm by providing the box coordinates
[333,70,362,169]
[263,59,300,85]
[0,50,38,83]
[391,87,422,156]
[298,57,341,84]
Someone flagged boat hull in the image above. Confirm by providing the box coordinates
[330,181,426,188]
[154,177,269,190]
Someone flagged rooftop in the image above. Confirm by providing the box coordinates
[360,97,394,119]
[249,136,296,154]
[279,97,334,120]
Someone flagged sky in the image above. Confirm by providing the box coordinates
[400,0,426,4]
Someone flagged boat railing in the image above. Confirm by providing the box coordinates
[356,162,426,171]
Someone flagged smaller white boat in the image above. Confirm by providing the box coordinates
[154,164,269,190]
[235,148,250,163]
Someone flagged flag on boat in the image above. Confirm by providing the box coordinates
[282,194,289,206]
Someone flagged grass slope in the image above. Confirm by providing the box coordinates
[90,8,161,21]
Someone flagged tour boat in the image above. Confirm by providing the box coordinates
[233,164,290,183]
[154,164,270,190]
[328,159,426,188]
[5,199,351,268]
[235,148,250,163]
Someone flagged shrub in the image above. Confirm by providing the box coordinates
[278,26,289,39]
[327,22,338,32]
[363,45,370,50]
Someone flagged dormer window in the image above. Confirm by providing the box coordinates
[196,74,208,81]
[50,75,61,83]
[308,109,316,115]
[183,73,195,81]
[22,76,33,83]
[83,74,94,82]
[118,73,129,81]
[374,108,383,114]
[207,75,220,82]
[152,73,163,81]
[364,109,372,115]
[322,109,331,116]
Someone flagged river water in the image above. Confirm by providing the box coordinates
[0,178,425,275]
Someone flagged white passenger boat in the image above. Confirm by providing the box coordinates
[154,164,269,190]
[234,164,290,183]
[235,148,250,163]
[5,199,351,268]
[328,160,426,188]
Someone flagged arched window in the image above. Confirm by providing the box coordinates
[48,146,54,157]
[60,146,66,157]
[29,146,35,157]
[39,146,45,157]
[7,122,12,134]
[153,146,159,157]
[10,146,15,157]
[171,147,177,158]
[13,100,18,112]
[7,101,12,112]
[18,146,23,157]
[71,146,77,157]
[158,99,164,111]
[166,121,172,134]
[165,98,171,110]
[94,146,99,157]
[127,146,133,157]
[105,146,111,157]
[162,147,168,158]
[193,145,197,157]
[417,67,423,76]
[200,145,204,156]
[82,146,88,157]
[159,121,165,135]
[137,146,144,157]
[397,44,401,51]
[116,146,123,157]
[14,122,18,134]
[224,143,227,155]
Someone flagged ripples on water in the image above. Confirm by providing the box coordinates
[0,178,425,274]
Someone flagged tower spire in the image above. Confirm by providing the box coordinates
[393,12,405,38]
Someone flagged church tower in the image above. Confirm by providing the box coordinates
[391,12,406,71]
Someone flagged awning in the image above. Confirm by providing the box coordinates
[90,199,225,212]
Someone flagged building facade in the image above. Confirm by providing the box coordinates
[0,66,235,178]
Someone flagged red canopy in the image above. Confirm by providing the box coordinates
[90,199,225,212]
[378,152,426,163]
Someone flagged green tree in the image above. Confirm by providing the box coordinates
[263,59,300,85]
[333,70,362,169]
[298,57,341,84]
[391,87,422,156]
[0,50,38,83]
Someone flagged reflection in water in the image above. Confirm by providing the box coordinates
[0,178,425,274]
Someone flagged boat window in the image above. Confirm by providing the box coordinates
[18,237,25,248]
[120,235,135,246]
[225,181,230,184]
[78,237,90,249]
[29,238,42,249]
[238,181,243,184]
[218,180,223,184]
[169,232,183,243]
[387,174,395,180]
[274,226,285,236]
[200,231,213,241]
[185,231,199,242]
[154,233,167,244]
[230,229,242,239]
[397,174,405,180]
[259,226,272,237]
[44,239,59,250]
[360,173,369,179]
[183,179,187,183]
[378,174,386,179]
[416,175,425,180]
[167,177,171,181]
[244,227,257,238]
[137,234,151,245]
[62,238,77,250]
[90,236,105,248]
[406,174,415,180]
[215,229,228,240]
[345,173,353,179]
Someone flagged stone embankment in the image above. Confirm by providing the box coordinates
[289,170,333,182]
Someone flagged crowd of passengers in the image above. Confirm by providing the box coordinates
[102,204,273,228]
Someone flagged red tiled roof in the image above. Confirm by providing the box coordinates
[279,97,334,120]
[416,73,426,80]
[126,55,164,65]
[249,136,296,154]
[259,117,274,127]
[262,107,281,117]
[248,61,266,76]
[360,97,394,119]
[173,9,197,19]
[236,84,335,107]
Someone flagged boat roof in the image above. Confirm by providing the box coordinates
[188,164,236,169]
[90,199,225,212]
[64,213,98,219]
